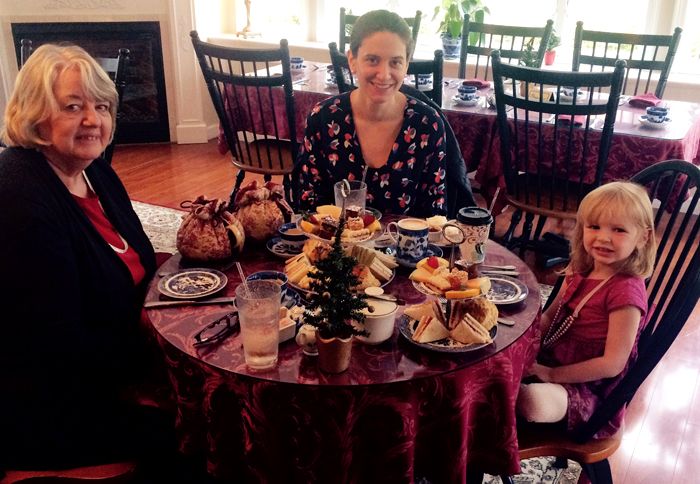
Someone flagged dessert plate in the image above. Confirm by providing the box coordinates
[266,237,303,259]
[393,244,443,269]
[487,275,528,305]
[452,94,481,107]
[158,268,227,299]
[639,115,671,129]
[398,314,497,353]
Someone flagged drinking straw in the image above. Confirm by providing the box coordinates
[361,165,369,185]
[488,187,500,215]
[236,262,249,296]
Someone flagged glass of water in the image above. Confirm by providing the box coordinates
[334,180,367,214]
[235,280,281,370]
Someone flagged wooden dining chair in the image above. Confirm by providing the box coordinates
[328,43,444,107]
[190,30,298,207]
[572,22,683,98]
[459,15,554,80]
[18,39,130,165]
[491,51,625,264]
[501,160,700,484]
[339,7,422,57]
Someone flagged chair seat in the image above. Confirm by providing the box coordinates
[1,462,137,484]
[231,138,296,176]
[517,422,622,464]
[503,176,591,221]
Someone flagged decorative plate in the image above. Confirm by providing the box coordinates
[452,94,481,107]
[158,268,227,299]
[266,237,303,259]
[398,314,497,353]
[395,244,443,269]
[298,213,382,245]
[639,115,671,129]
[486,275,529,305]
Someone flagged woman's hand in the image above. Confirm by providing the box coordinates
[528,363,554,382]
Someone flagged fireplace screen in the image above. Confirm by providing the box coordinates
[12,21,170,144]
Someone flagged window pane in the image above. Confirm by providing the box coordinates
[248,0,307,42]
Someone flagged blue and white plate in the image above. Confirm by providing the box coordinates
[266,237,303,259]
[398,314,497,353]
[639,114,671,129]
[393,244,443,269]
[487,275,529,305]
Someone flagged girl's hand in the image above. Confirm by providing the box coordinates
[528,363,554,382]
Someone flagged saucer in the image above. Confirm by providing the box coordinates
[452,94,480,107]
[394,244,443,268]
[266,237,303,258]
[639,114,671,129]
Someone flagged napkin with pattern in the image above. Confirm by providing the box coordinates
[628,93,661,108]
[557,115,587,127]
[461,78,491,89]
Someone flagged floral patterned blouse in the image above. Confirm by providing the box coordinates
[295,92,448,217]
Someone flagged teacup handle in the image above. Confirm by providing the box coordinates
[386,221,400,244]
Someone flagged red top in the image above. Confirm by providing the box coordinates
[73,194,146,285]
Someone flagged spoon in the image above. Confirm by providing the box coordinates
[479,264,517,271]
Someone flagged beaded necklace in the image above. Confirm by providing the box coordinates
[541,273,616,349]
[82,171,129,254]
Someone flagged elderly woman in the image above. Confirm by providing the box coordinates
[295,10,449,217]
[0,44,171,472]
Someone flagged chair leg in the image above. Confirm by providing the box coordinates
[502,209,522,248]
[581,459,613,484]
[518,212,535,257]
[228,169,247,210]
[532,214,547,242]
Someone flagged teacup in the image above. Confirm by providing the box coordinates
[326,65,337,85]
[458,84,478,101]
[416,73,433,91]
[646,106,669,123]
[246,271,288,301]
[290,56,304,70]
[386,218,429,266]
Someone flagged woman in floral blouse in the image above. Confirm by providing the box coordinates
[295,10,448,217]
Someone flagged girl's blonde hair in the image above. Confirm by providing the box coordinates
[1,43,118,148]
[569,181,656,277]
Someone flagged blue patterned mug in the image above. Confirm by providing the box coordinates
[386,218,429,266]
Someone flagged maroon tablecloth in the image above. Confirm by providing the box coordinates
[144,238,540,482]
[218,65,700,209]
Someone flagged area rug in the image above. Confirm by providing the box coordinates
[131,201,580,484]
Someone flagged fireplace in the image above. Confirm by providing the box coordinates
[11,21,170,144]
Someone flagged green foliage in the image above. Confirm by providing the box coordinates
[432,0,490,39]
[519,38,539,67]
[546,29,561,51]
[303,219,369,340]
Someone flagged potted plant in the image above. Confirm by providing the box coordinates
[519,39,544,98]
[433,0,490,59]
[544,29,560,66]
[303,218,368,373]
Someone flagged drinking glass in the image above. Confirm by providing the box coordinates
[333,180,367,213]
[235,280,281,370]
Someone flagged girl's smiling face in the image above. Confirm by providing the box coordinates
[348,31,408,104]
[582,213,649,270]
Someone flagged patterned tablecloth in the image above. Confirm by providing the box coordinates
[219,64,700,207]
[144,236,541,482]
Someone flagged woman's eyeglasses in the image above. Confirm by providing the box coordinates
[193,311,239,347]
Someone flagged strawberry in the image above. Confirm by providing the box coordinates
[426,255,439,269]
[362,214,376,227]
[309,214,321,225]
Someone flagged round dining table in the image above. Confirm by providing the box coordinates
[144,237,541,483]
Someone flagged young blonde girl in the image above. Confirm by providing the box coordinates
[517,181,656,437]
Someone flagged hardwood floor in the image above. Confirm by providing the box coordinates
[112,141,700,483]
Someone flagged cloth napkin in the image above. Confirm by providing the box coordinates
[628,92,661,108]
[461,78,491,89]
[557,115,587,127]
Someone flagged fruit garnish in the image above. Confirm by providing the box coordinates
[362,214,376,227]
[426,256,439,269]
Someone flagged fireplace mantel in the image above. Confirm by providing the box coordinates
[0,0,213,144]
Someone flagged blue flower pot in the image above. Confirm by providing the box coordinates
[441,33,461,59]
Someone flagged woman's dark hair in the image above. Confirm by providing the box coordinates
[349,10,413,59]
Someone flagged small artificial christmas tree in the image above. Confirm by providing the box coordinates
[303,218,369,340]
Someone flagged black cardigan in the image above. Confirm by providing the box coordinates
[0,147,156,467]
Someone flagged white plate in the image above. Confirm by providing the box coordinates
[266,237,303,259]
[398,314,497,353]
[639,114,671,129]
[452,94,481,107]
[487,275,529,305]
[158,268,227,299]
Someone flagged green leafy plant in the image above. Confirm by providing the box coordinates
[546,29,561,52]
[519,38,539,67]
[432,0,490,39]
[303,219,369,340]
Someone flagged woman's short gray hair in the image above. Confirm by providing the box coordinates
[1,43,118,148]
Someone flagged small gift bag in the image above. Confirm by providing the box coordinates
[176,196,245,261]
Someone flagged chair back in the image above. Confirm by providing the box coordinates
[190,31,298,204]
[491,51,625,218]
[459,16,553,80]
[572,161,700,442]
[18,39,129,164]
[329,43,443,106]
[339,8,421,57]
[572,22,682,98]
